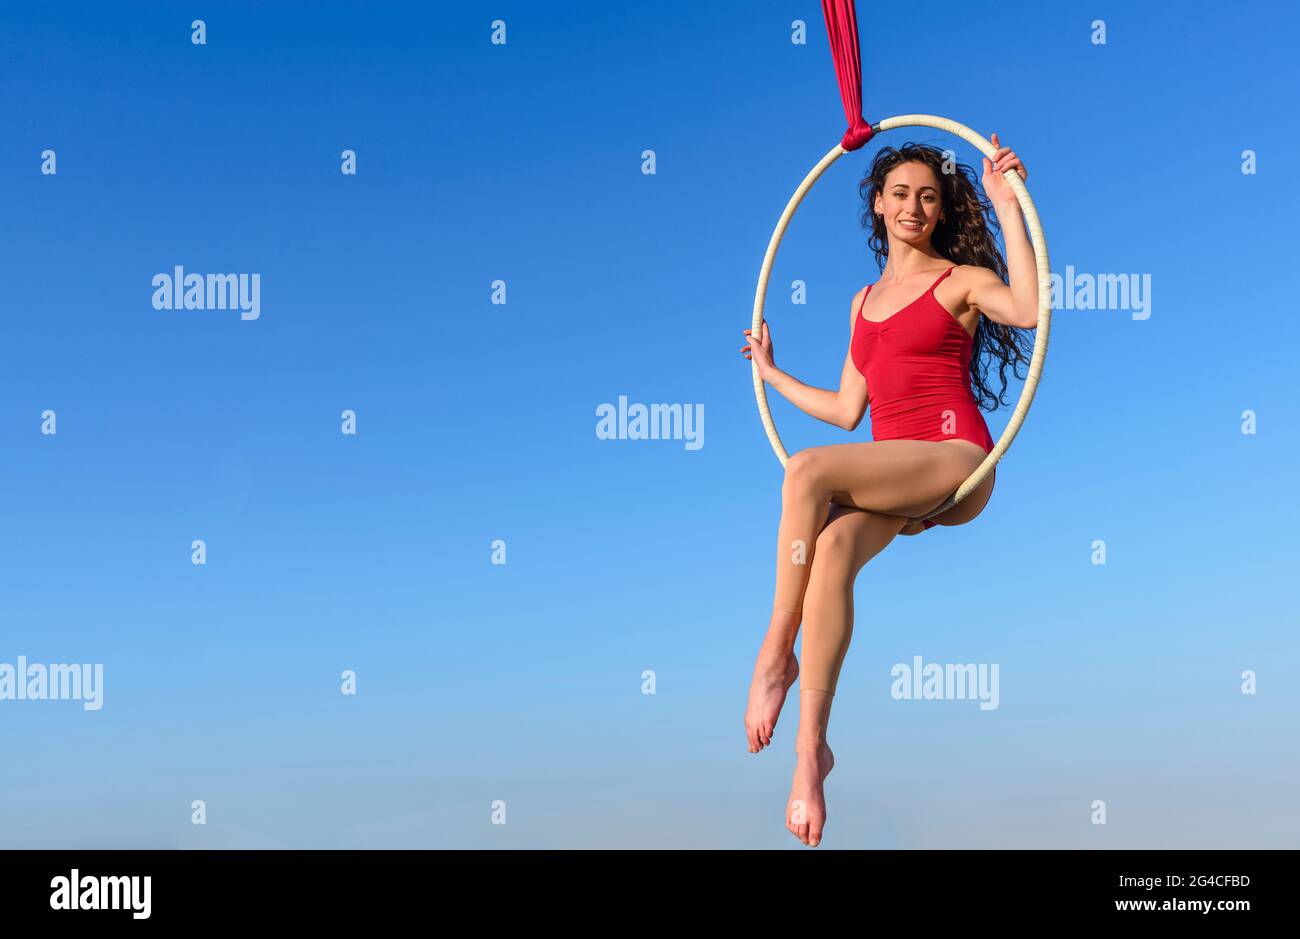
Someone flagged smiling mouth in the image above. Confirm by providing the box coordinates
[899,219,923,230]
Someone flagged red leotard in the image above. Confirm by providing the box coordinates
[850,266,995,528]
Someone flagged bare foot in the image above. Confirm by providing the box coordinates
[744,649,799,752]
[786,738,835,846]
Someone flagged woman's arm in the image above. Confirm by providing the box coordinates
[966,203,1039,329]
[742,291,869,431]
[966,133,1040,329]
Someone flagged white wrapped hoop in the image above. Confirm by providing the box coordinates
[750,114,1052,522]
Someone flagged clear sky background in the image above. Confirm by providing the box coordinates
[1,0,1297,849]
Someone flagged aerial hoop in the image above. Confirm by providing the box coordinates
[749,113,1052,523]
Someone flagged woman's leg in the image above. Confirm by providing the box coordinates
[744,501,848,752]
[771,439,986,613]
[746,439,991,753]
[799,506,905,695]
[788,506,905,846]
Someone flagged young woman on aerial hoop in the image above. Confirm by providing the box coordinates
[741,133,1037,846]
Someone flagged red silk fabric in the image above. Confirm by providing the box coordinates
[821,0,873,150]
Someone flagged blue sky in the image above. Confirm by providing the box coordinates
[1,0,1297,848]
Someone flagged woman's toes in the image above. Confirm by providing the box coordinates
[788,800,808,844]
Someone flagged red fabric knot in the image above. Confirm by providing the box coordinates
[841,116,874,151]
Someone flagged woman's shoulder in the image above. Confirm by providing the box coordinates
[848,283,873,326]
[947,263,1002,286]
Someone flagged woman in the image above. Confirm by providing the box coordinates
[740,133,1037,847]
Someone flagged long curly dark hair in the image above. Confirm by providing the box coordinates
[858,142,1033,412]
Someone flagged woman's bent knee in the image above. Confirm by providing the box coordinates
[814,522,858,558]
[814,509,904,566]
[782,449,823,496]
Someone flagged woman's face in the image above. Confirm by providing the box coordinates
[873,161,943,246]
